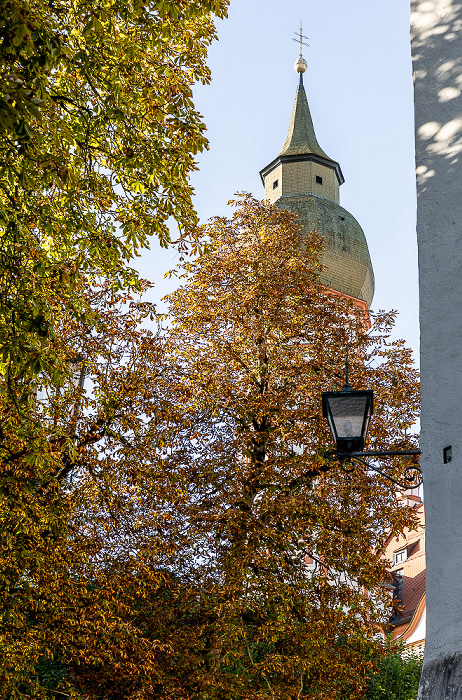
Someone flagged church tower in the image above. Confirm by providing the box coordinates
[260,53,374,312]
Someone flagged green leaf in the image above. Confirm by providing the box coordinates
[13,23,27,46]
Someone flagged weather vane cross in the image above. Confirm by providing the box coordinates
[292,21,309,58]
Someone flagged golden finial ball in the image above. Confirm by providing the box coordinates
[294,57,307,74]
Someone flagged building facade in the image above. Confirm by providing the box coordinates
[385,490,426,654]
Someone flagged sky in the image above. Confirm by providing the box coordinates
[135,0,419,362]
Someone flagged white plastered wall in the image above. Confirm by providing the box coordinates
[411,0,462,677]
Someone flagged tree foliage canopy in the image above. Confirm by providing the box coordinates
[0,2,230,695]
[0,193,420,698]
[0,0,228,388]
[138,196,420,699]
[366,647,422,700]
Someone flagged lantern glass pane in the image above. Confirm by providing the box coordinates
[328,395,369,440]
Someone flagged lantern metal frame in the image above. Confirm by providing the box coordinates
[322,369,373,454]
[322,349,422,490]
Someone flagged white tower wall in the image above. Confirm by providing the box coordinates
[411,1,462,696]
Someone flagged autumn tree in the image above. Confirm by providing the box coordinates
[0,0,228,382]
[142,196,420,699]
[0,188,420,697]
[0,2,228,694]
[0,275,199,698]
[14,197,421,700]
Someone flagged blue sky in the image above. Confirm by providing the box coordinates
[136,1,419,361]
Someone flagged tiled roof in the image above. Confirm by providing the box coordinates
[276,195,375,308]
[399,569,426,625]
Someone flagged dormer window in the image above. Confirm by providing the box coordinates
[316,175,323,185]
[394,548,408,566]
[273,179,279,190]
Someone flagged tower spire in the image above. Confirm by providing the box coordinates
[258,43,374,312]
[281,49,331,161]
[293,21,309,87]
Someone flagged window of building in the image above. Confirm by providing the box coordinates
[394,548,407,566]
[273,179,279,190]
[316,175,323,185]
[390,568,404,622]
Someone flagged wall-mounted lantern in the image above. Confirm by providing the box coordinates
[322,349,422,490]
[322,361,373,454]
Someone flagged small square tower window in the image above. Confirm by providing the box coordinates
[273,179,279,190]
[316,175,323,185]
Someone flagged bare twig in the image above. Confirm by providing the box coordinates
[297,672,304,699]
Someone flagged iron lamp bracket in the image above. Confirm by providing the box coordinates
[324,449,423,490]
